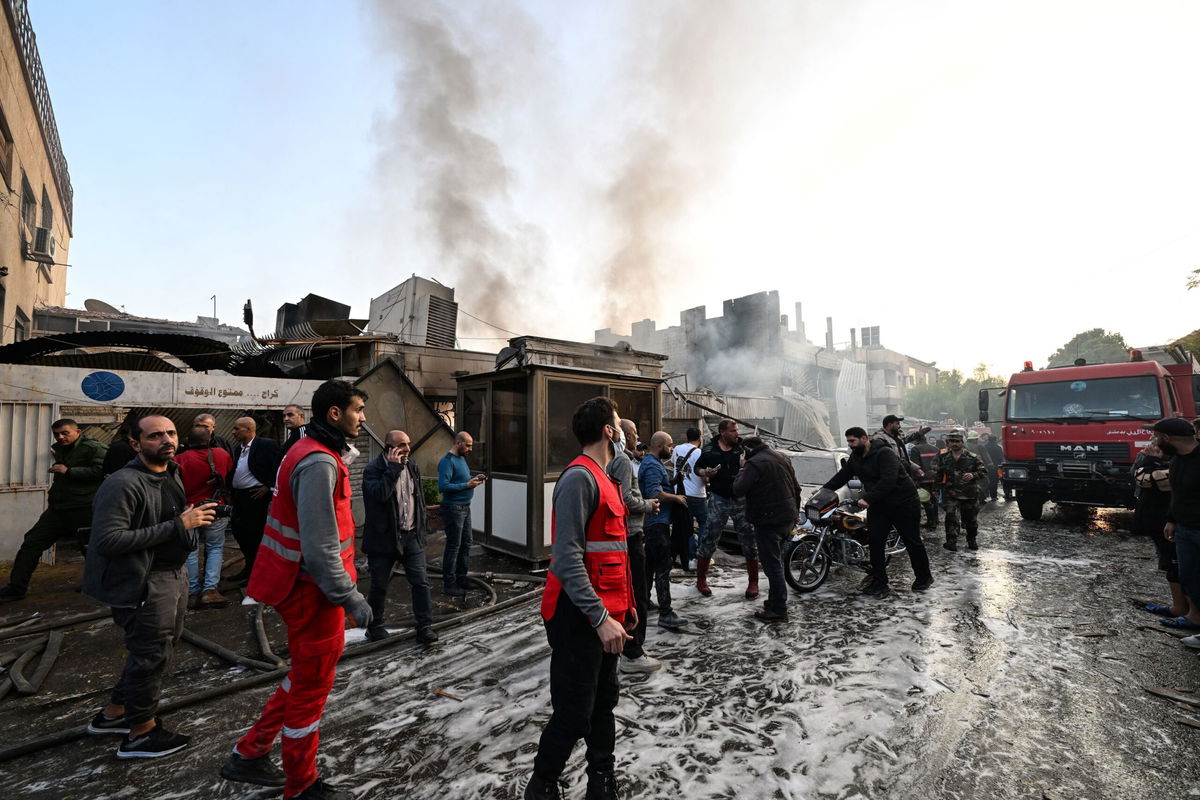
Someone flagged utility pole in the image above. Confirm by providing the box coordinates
[211,295,217,320]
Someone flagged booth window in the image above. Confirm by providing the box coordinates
[460,387,487,471]
[610,387,653,444]
[491,378,527,474]
[547,379,605,474]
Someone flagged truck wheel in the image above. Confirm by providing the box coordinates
[1016,492,1044,521]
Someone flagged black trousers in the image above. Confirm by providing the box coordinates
[231,488,271,574]
[7,506,92,592]
[110,568,187,725]
[366,530,434,629]
[533,598,619,780]
[644,523,673,614]
[866,501,931,588]
[670,501,692,569]
[622,532,648,659]
[754,523,790,616]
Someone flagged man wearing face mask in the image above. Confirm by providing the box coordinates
[223,380,372,800]
[821,427,933,597]
[606,419,663,673]
[933,431,986,552]
[1149,417,1200,634]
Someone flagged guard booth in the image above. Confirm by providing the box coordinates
[455,363,662,562]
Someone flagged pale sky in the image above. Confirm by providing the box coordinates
[33,0,1200,374]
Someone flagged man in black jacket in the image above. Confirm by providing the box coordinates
[732,437,802,621]
[822,427,933,597]
[361,430,437,645]
[82,415,216,759]
[229,417,282,582]
[282,404,307,455]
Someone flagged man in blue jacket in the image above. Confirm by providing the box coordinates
[362,430,437,644]
[437,432,486,597]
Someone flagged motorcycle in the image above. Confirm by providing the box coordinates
[783,488,905,593]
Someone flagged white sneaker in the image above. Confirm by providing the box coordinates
[687,559,697,570]
[1181,633,1200,650]
[619,654,663,673]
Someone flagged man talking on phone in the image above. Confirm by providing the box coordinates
[525,396,636,800]
[438,431,486,597]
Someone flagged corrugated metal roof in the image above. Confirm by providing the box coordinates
[26,351,183,373]
[0,331,231,372]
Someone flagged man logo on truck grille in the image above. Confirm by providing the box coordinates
[1059,444,1100,453]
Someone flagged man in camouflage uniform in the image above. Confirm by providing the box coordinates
[966,431,994,502]
[935,431,986,552]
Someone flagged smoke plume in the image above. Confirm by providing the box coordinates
[370,1,548,337]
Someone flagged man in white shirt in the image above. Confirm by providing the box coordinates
[671,427,707,569]
[229,417,281,582]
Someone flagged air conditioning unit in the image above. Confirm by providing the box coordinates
[30,227,54,260]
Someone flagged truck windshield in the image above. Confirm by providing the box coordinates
[1007,375,1162,421]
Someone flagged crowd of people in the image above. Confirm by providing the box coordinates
[5,386,1197,800]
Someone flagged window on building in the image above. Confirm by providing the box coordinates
[861,326,881,348]
[13,307,29,342]
[0,105,12,189]
[33,312,75,333]
[40,186,52,230]
[490,378,528,474]
[20,175,36,230]
[459,387,487,471]
[546,380,605,474]
[610,387,654,444]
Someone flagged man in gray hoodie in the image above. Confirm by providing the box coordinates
[82,415,216,759]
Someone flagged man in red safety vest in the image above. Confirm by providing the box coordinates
[525,396,637,800]
[219,380,372,800]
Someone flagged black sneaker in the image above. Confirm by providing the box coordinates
[912,579,933,592]
[443,584,466,598]
[585,769,620,800]
[287,778,350,799]
[966,539,979,551]
[861,583,890,598]
[364,625,393,642]
[657,611,689,630]
[116,723,190,759]
[942,541,957,552]
[86,711,131,735]
[416,626,439,644]
[524,774,563,800]
[221,750,286,787]
[0,585,26,602]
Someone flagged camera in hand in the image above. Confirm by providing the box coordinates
[204,499,234,518]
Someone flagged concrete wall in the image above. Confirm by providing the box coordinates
[0,4,71,345]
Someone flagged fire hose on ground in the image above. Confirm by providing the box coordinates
[0,577,546,764]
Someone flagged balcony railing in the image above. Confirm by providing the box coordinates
[4,0,72,226]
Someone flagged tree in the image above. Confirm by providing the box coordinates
[903,363,1007,424]
[1174,328,1200,357]
[1046,329,1129,368]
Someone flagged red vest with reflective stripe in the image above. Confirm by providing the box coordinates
[541,454,633,624]
[247,436,357,606]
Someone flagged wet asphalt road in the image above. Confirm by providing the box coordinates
[6,499,1200,799]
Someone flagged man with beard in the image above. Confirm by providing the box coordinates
[222,380,372,800]
[694,419,759,599]
[872,415,929,480]
[638,431,690,631]
[732,437,802,622]
[1150,417,1200,633]
[821,427,933,597]
[1132,442,1189,623]
[934,431,986,551]
[282,405,308,454]
[82,416,215,758]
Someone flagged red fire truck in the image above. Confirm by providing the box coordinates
[980,345,1200,521]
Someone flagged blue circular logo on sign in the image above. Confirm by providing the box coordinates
[81,371,125,402]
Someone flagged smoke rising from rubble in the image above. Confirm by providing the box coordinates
[369,1,548,337]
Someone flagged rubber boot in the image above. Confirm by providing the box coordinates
[966,530,978,550]
[696,557,713,597]
[744,560,760,600]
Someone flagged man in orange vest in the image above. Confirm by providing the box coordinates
[525,396,637,800]
[220,380,372,800]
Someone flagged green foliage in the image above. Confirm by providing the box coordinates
[1174,328,1200,357]
[903,363,1007,425]
[421,477,441,507]
[1046,328,1129,368]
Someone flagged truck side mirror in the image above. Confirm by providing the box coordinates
[978,388,989,423]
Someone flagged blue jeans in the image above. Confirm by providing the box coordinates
[1174,525,1200,610]
[442,503,472,589]
[699,494,757,560]
[686,496,708,560]
[186,517,229,594]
